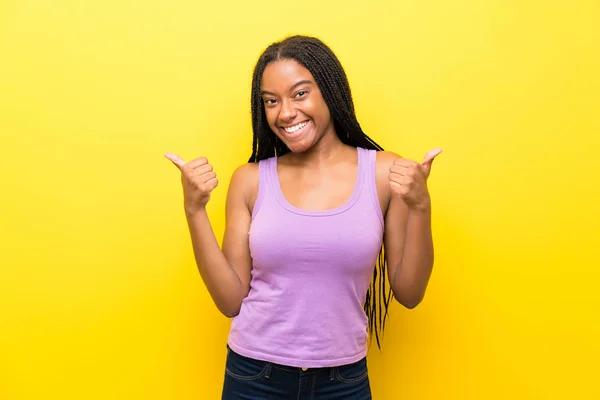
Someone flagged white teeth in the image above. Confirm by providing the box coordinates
[284,121,308,134]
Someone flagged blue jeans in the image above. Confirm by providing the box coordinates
[221,345,372,399]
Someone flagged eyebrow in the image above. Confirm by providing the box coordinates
[261,79,314,96]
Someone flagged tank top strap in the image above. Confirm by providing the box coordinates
[356,147,369,183]
[261,156,277,188]
[252,157,277,220]
[357,147,384,226]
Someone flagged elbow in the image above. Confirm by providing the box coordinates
[218,302,242,319]
[217,287,247,318]
[393,291,424,310]
[222,310,239,318]
[220,307,240,319]
[402,299,422,309]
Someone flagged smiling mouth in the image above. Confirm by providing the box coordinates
[282,120,309,135]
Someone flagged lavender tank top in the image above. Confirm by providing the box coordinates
[227,147,384,368]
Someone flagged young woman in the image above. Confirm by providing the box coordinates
[165,35,441,399]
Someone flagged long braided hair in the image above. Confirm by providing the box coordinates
[247,35,393,349]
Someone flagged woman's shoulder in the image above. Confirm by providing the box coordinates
[230,161,260,189]
[371,150,402,213]
[374,149,402,177]
[226,162,261,212]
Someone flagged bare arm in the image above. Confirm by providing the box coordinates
[219,163,257,315]
[384,194,434,309]
[376,149,441,309]
[165,153,256,317]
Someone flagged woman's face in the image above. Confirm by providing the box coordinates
[260,59,335,153]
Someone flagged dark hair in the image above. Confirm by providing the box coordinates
[248,34,393,349]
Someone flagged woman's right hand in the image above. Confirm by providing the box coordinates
[164,152,218,214]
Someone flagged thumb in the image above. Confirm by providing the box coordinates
[164,152,187,170]
[421,148,443,175]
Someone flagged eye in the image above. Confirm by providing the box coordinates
[263,98,277,106]
[295,90,308,98]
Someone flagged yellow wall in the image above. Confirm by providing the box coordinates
[1,0,598,398]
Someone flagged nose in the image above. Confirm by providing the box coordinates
[278,99,297,123]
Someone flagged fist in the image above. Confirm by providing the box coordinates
[389,148,442,210]
[164,152,218,213]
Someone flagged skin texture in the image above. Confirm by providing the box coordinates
[164,59,441,316]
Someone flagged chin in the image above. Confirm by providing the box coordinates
[282,140,313,154]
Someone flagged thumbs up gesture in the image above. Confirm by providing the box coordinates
[164,152,219,213]
[389,148,442,210]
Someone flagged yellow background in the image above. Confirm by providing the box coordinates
[1,0,599,398]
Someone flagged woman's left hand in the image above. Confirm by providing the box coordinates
[388,148,443,211]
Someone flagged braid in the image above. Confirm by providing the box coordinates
[247,35,393,349]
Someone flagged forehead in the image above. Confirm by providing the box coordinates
[261,59,315,91]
